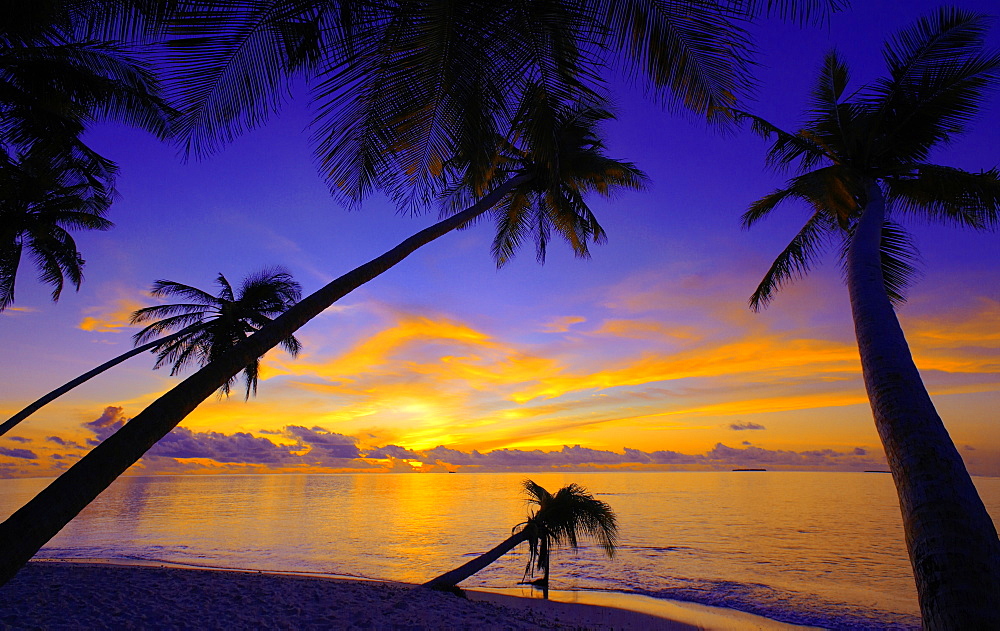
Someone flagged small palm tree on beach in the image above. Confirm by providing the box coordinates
[425,479,618,592]
[737,8,1000,625]
[0,267,302,437]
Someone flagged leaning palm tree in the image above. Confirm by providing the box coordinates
[736,8,1000,626]
[424,479,618,591]
[130,269,304,399]
[0,267,303,437]
[0,98,643,587]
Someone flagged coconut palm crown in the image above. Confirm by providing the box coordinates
[518,479,618,585]
[130,267,303,399]
[439,91,647,266]
[160,0,840,208]
[737,8,1000,627]
[738,8,1000,308]
[424,479,618,590]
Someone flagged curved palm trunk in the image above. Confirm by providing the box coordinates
[424,530,529,588]
[0,327,196,437]
[847,183,1000,627]
[0,175,529,587]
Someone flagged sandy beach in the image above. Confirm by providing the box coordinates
[0,561,812,630]
[0,561,686,630]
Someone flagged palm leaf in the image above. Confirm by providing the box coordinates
[886,164,1000,229]
[599,0,753,119]
[866,8,1000,164]
[749,210,833,311]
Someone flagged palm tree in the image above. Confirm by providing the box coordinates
[0,267,303,437]
[0,0,837,588]
[736,8,1000,626]
[0,99,642,587]
[424,479,618,591]
[0,1,173,309]
[130,268,304,399]
[0,149,113,311]
[160,0,839,203]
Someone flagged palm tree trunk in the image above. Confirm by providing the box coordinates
[0,175,530,587]
[424,530,529,588]
[541,535,550,599]
[0,327,196,437]
[847,182,1000,628]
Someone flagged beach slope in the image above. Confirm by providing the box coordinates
[0,562,696,630]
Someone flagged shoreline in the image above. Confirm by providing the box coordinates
[0,560,816,630]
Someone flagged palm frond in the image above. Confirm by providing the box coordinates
[742,186,797,228]
[162,0,308,157]
[599,0,753,120]
[726,0,848,26]
[886,165,1000,229]
[146,279,219,305]
[749,211,833,311]
[866,7,1000,164]
[732,110,830,171]
[0,242,23,311]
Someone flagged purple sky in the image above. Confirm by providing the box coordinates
[1,0,998,477]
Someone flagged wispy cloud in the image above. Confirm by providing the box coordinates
[78,297,144,333]
[730,422,766,431]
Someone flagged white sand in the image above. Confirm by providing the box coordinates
[0,561,811,630]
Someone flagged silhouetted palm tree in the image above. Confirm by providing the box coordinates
[131,268,304,399]
[737,8,1000,626]
[0,150,113,311]
[0,267,303,438]
[0,99,641,587]
[0,0,838,588]
[424,479,618,591]
[160,0,839,203]
[0,1,173,309]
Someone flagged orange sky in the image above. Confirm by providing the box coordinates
[1,1,998,478]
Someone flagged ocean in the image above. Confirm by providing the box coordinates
[2,471,998,629]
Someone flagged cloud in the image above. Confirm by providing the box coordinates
[0,306,37,316]
[7,436,31,443]
[85,406,129,444]
[78,297,144,333]
[47,436,84,448]
[540,316,586,333]
[368,444,422,460]
[147,428,298,464]
[284,426,361,461]
[0,446,37,459]
[729,422,766,431]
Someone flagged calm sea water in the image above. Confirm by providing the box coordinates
[2,472,998,629]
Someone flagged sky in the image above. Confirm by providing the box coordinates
[1,0,998,478]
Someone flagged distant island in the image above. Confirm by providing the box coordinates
[732,468,767,472]
[864,470,892,473]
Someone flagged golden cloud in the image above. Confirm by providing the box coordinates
[78,298,144,333]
